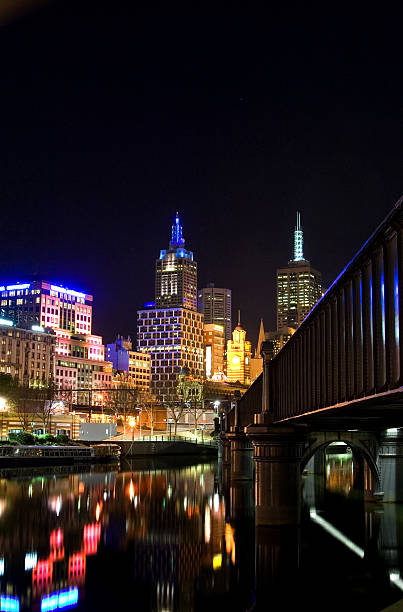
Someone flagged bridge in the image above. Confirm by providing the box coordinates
[221,198,403,525]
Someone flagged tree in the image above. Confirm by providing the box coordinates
[32,380,58,434]
[136,391,157,435]
[9,379,58,433]
[104,385,139,438]
[185,397,205,436]
[165,400,186,436]
[177,369,204,435]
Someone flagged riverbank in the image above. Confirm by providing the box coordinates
[111,439,218,457]
[0,443,120,466]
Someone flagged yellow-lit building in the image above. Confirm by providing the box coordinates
[226,319,251,385]
[203,324,224,379]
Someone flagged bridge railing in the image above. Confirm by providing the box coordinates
[270,198,403,421]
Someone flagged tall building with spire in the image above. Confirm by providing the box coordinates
[155,214,197,310]
[276,212,322,330]
[137,214,203,402]
[250,318,265,382]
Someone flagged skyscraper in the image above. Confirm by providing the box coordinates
[197,284,232,346]
[137,215,203,401]
[276,213,322,331]
[155,213,197,310]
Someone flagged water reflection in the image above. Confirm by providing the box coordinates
[0,460,241,611]
[4,452,403,611]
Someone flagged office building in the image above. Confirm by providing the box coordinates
[203,323,225,379]
[226,315,251,385]
[0,280,93,333]
[0,317,56,385]
[155,213,197,310]
[107,335,151,391]
[138,215,204,402]
[198,284,232,346]
[0,280,112,394]
[277,212,322,331]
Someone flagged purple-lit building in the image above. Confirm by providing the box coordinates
[0,279,112,393]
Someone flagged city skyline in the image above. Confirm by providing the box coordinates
[0,3,400,351]
[0,209,320,353]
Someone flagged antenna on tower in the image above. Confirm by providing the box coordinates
[170,212,185,248]
[237,309,241,326]
[293,211,304,261]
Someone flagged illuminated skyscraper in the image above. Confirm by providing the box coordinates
[138,214,203,401]
[155,214,197,310]
[197,284,232,346]
[276,213,322,331]
[0,280,112,392]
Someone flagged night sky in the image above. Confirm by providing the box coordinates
[1,1,402,348]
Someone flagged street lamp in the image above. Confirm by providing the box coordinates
[168,418,173,439]
[200,423,205,443]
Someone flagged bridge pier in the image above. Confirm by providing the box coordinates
[377,430,403,502]
[227,428,254,481]
[247,419,307,525]
[220,434,231,487]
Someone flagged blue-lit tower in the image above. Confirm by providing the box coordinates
[138,214,204,402]
[155,213,198,310]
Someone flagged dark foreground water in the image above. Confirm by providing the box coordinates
[0,455,402,611]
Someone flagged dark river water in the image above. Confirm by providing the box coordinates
[0,453,402,611]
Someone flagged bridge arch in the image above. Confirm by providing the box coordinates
[301,432,380,490]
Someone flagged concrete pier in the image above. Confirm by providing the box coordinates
[247,421,307,525]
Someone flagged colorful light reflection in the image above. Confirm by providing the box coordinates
[41,588,78,611]
[0,595,19,612]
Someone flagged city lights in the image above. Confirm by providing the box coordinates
[25,553,37,571]
[0,319,13,327]
[6,284,30,290]
[0,595,19,612]
[41,588,78,611]
[50,285,86,299]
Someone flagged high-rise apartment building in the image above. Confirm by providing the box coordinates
[203,323,224,379]
[197,284,232,346]
[138,215,204,402]
[155,214,197,310]
[276,213,322,331]
[0,280,112,393]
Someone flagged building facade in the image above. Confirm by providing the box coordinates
[137,306,203,401]
[226,318,251,385]
[107,335,151,392]
[276,213,322,331]
[197,284,232,347]
[0,280,112,396]
[203,323,224,379]
[0,318,56,385]
[137,215,204,402]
